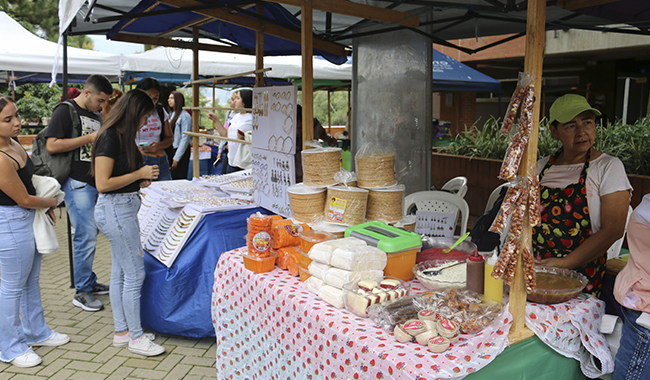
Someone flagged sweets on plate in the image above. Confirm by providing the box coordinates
[415,330,437,346]
[393,324,413,343]
[403,319,426,336]
[437,318,459,338]
[344,277,410,317]
[418,309,437,321]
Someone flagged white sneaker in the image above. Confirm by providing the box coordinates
[128,335,165,357]
[113,332,156,347]
[11,349,42,368]
[31,331,70,347]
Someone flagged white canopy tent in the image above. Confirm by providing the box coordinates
[119,46,352,83]
[0,11,120,84]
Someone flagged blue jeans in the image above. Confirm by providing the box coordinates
[94,193,145,338]
[63,178,99,293]
[0,206,52,362]
[612,306,650,379]
[143,154,172,181]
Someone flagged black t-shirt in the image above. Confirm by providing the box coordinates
[94,128,140,194]
[45,100,102,186]
[0,152,36,206]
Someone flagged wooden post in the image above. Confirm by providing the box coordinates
[508,0,546,344]
[327,89,332,133]
[256,3,265,88]
[192,26,200,178]
[301,0,314,149]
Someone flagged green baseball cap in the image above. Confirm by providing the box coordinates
[549,94,601,124]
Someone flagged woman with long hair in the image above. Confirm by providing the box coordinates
[168,91,192,179]
[91,89,165,357]
[0,95,70,368]
[135,77,174,181]
[207,89,253,173]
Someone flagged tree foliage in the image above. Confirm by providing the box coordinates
[299,90,350,127]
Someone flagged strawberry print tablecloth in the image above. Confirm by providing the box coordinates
[212,248,514,380]
[525,294,614,378]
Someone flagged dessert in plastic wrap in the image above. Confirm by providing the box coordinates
[343,277,410,317]
[246,213,273,257]
[307,236,366,265]
[355,143,397,188]
[369,289,504,336]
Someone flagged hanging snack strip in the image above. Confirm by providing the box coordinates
[501,84,526,134]
[489,185,522,234]
[528,172,541,227]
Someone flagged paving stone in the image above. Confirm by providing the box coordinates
[96,357,128,374]
[162,364,192,380]
[66,359,102,372]
[105,366,135,380]
[69,370,108,380]
[180,355,215,367]
[123,358,159,370]
[35,358,71,378]
[188,365,218,377]
[61,351,96,361]
[0,373,15,380]
[154,354,183,373]
[93,347,123,365]
[9,374,47,380]
[130,368,168,379]
[170,347,207,358]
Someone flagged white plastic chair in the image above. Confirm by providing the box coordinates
[441,176,468,198]
[484,183,510,213]
[607,205,633,260]
[403,190,470,236]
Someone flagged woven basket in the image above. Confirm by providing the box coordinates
[302,148,341,187]
[356,153,396,188]
[288,184,326,223]
[324,185,369,225]
[365,184,405,223]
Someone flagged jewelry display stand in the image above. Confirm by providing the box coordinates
[414,211,456,238]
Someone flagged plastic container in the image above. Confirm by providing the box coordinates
[466,252,485,294]
[298,264,311,282]
[242,251,277,273]
[413,259,466,291]
[417,236,478,263]
[296,248,312,268]
[299,230,337,254]
[527,266,588,304]
[483,250,503,303]
[345,221,422,281]
[343,276,410,317]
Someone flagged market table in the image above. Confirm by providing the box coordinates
[141,207,272,338]
[212,248,598,380]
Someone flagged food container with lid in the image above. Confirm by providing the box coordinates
[242,251,278,273]
[345,221,421,281]
[299,229,337,254]
[343,276,410,317]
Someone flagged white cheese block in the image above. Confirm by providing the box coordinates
[329,245,387,271]
[318,285,345,308]
[304,276,325,294]
[323,267,384,289]
[308,261,331,280]
[308,237,366,265]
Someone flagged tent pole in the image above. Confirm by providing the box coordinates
[509,0,546,344]
[327,89,332,133]
[192,26,200,178]
[301,0,314,148]
[256,3,264,88]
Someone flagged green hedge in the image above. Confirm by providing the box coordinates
[445,117,650,176]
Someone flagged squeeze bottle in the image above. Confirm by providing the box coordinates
[466,252,485,294]
[483,249,503,303]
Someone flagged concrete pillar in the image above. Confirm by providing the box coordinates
[351,29,432,194]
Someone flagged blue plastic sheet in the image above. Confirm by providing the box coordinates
[141,207,272,338]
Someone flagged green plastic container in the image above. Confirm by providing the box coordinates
[344,221,422,281]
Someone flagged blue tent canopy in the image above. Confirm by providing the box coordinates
[108,0,348,65]
[432,50,502,93]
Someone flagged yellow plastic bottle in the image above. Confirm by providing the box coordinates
[483,249,504,303]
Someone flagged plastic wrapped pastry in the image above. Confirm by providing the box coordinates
[329,245,387,271]
[318,284,345,308]
[308,261,331,280]
[323,267,383,289]
[308,237,366,265]
[304,275,325,294]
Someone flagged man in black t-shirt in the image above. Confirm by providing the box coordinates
[45,75,113,312]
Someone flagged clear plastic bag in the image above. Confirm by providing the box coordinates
[355,143,396,188]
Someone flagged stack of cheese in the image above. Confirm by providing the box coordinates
[303,237,387,308]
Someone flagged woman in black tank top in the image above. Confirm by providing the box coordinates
[0,95,70,368]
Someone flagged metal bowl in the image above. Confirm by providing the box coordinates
[417,236,478,263]
[526,266,588,304]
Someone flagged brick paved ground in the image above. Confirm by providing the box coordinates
[0,208,217,379]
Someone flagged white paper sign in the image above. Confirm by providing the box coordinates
[414,211,456,238]
[252,147,295,218]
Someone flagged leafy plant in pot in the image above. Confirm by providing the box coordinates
[16,94,48,125]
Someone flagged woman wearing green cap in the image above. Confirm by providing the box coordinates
[533,94,632,298]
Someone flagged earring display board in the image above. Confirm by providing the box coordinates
[143,206,182,252]
[194,169,253,188]
[251,85,297,218]
[414,211,456,238]
[252,85,297,155]
[150,206,204,268]
[252,147,295,218]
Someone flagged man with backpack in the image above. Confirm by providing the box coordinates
[44,75,113,312]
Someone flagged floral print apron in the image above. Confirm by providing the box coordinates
[533,148,605,297]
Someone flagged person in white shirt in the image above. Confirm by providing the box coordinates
[206,89,252,173]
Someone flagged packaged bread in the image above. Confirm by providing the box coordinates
[323,267,384,289]
[318,285,345,308]
[308,237,366,265]
[329,245,387,271]
[276,246,301,271]
[246,213,273,257]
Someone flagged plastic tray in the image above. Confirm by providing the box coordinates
[242,251,277,273]
[343,276,410,317]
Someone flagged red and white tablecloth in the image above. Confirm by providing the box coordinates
[211,248,514,380]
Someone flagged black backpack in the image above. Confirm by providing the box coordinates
[470,185,509,252]
[31,101,80,185]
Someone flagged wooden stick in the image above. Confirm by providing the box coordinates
[182,68,271,85]
[183,106,252,112]
[183,131,252,145]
